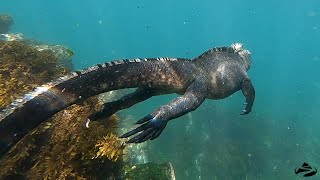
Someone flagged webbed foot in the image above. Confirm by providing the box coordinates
[240,103,251,115]
[240,78,255,115]
[120,114,168,143]
[240,109,249,115]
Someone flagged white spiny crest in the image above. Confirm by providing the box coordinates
[231,43,243,52]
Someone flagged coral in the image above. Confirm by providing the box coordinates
[0,14,14,34]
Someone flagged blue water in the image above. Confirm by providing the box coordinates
[1,0,320,179]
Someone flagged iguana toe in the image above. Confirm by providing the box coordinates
[121,116,168,143]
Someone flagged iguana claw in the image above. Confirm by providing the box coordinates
[121,115,167,143]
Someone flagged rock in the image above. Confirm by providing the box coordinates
[0,14,14,33]
[124,162,176,180]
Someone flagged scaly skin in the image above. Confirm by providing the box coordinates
[0,43,255,158]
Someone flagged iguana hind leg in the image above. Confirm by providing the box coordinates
[88,88,159,121]
[240,78,255,115]
[121,78,207,143]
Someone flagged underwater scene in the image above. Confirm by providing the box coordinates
[0,0,320,179]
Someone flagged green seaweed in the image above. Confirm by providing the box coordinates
[65,48,74,59]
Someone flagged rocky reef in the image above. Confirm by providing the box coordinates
[0,40,71,109]
[0,38,127,179]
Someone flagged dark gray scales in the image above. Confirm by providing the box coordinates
[0,43,255,157]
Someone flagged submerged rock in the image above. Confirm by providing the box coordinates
[0,34,75,70]
[0,33,23,41]
[0,40,73,109]
[0,14,14,34]
[124,162,176,180]
[32,44,75,70]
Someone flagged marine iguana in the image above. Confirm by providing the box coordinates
[0,43,255,158]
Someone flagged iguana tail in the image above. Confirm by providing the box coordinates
[0,57,194,157]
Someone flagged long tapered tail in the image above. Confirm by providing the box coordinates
[0,57,194,157]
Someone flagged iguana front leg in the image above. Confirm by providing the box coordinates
[121,78,207,143]
[88,88,159,121]
[240,78,255,115]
